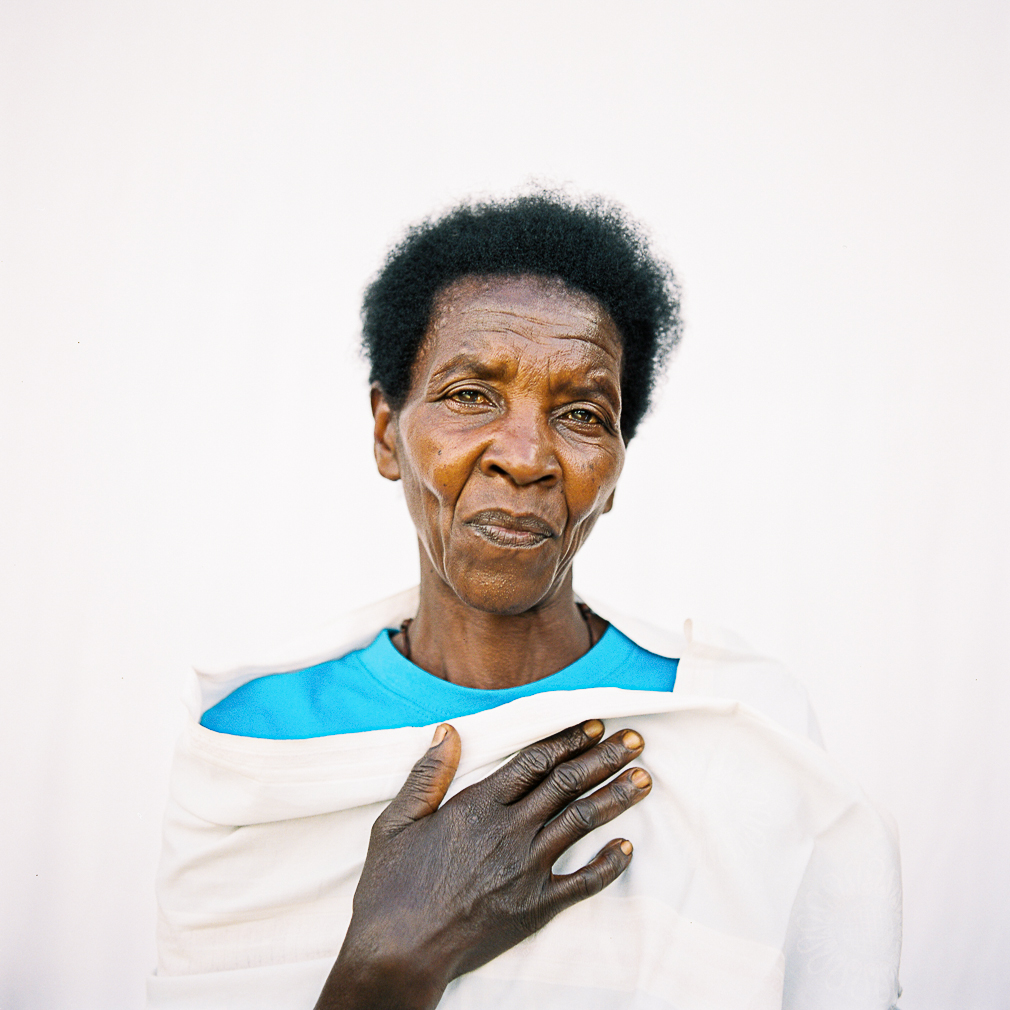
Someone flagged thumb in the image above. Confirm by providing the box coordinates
[382,724,461,830]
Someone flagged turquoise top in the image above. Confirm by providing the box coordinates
[201,624,678,739]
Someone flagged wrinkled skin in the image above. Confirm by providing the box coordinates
[317,721,652,1010]
[373,274,626,689]
[315,275,651,1009]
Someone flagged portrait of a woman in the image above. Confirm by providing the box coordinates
[148,194,902,1010]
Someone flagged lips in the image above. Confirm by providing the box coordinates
[463,509,558,549]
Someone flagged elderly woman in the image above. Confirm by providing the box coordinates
[149,195,902,1010]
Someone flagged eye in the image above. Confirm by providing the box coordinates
[563,407,602,425]
[447,388,489,404]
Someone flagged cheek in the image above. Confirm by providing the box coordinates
[399,416,478,509]
[566,447,624,518]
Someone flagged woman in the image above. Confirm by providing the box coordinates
[150,195,902,1010]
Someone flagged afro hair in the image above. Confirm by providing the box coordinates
[361,192,681,440]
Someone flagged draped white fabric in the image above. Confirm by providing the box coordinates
[149,591,901,1009]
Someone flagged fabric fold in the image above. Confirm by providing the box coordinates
[151,590,900,1010]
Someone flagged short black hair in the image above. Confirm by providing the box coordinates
[361,192,682,440]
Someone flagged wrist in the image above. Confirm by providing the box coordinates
[316,930,449,1010]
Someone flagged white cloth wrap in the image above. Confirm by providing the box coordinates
[149,589,902,1009]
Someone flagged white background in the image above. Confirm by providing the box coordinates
[1,2,1007,1007]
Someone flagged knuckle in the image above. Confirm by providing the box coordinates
[406,771,439,798]
[577,860,608,899]
[567,723,593,747]
[595,850,623,888]
[570,873,593,900]
[551,763,586,796]
[515,746,553,778]
[408,753,437,780]
[612,776,639,805]
[601,737,632,766]
[564,799,598,833]
[583,868,605,897]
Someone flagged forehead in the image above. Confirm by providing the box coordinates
[423,274,623,367]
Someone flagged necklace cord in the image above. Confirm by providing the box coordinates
[397,604,597,663]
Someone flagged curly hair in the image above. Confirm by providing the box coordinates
[361,192,682,440]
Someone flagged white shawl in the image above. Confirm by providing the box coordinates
[148,588,902,1009]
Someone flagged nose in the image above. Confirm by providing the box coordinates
[479,402,561,487]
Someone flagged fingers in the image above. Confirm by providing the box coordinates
[532,766,652,862]
[376,724,462,833]
[488,720,606,804]
[521,729,645,823]
[548,838,634,910]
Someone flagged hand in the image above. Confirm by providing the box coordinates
[315,719,652,1010]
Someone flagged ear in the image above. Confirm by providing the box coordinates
[602,489,616,514]
[371,385,401,482]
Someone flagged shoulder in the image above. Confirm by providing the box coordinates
[184,587,419,722]
[199,661,338,739]
[584,595,823,747]
[675,620,824,747]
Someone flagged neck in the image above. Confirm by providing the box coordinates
[400,549,598,690]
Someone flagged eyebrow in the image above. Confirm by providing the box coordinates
[556,376,622,403]
[429,354,512,383]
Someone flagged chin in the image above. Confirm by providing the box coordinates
[446,563,561,617]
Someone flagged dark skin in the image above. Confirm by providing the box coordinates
[315,275,652,1010]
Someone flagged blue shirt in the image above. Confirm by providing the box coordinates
[200,625,678,739]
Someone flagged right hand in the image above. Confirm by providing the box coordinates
[315,718,652,1010]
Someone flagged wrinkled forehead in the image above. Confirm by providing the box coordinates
[420,274,624,371]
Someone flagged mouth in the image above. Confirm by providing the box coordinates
[463,509,558,549]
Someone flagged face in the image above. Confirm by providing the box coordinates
[372,274,626,615]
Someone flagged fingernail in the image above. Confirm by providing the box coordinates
[631,768,652,789]
[620,840,633,856]
[430,724,448,747]
[583,719,604,738]
[622,730,643,750]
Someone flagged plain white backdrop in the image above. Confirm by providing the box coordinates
[1,2,1007,1007]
